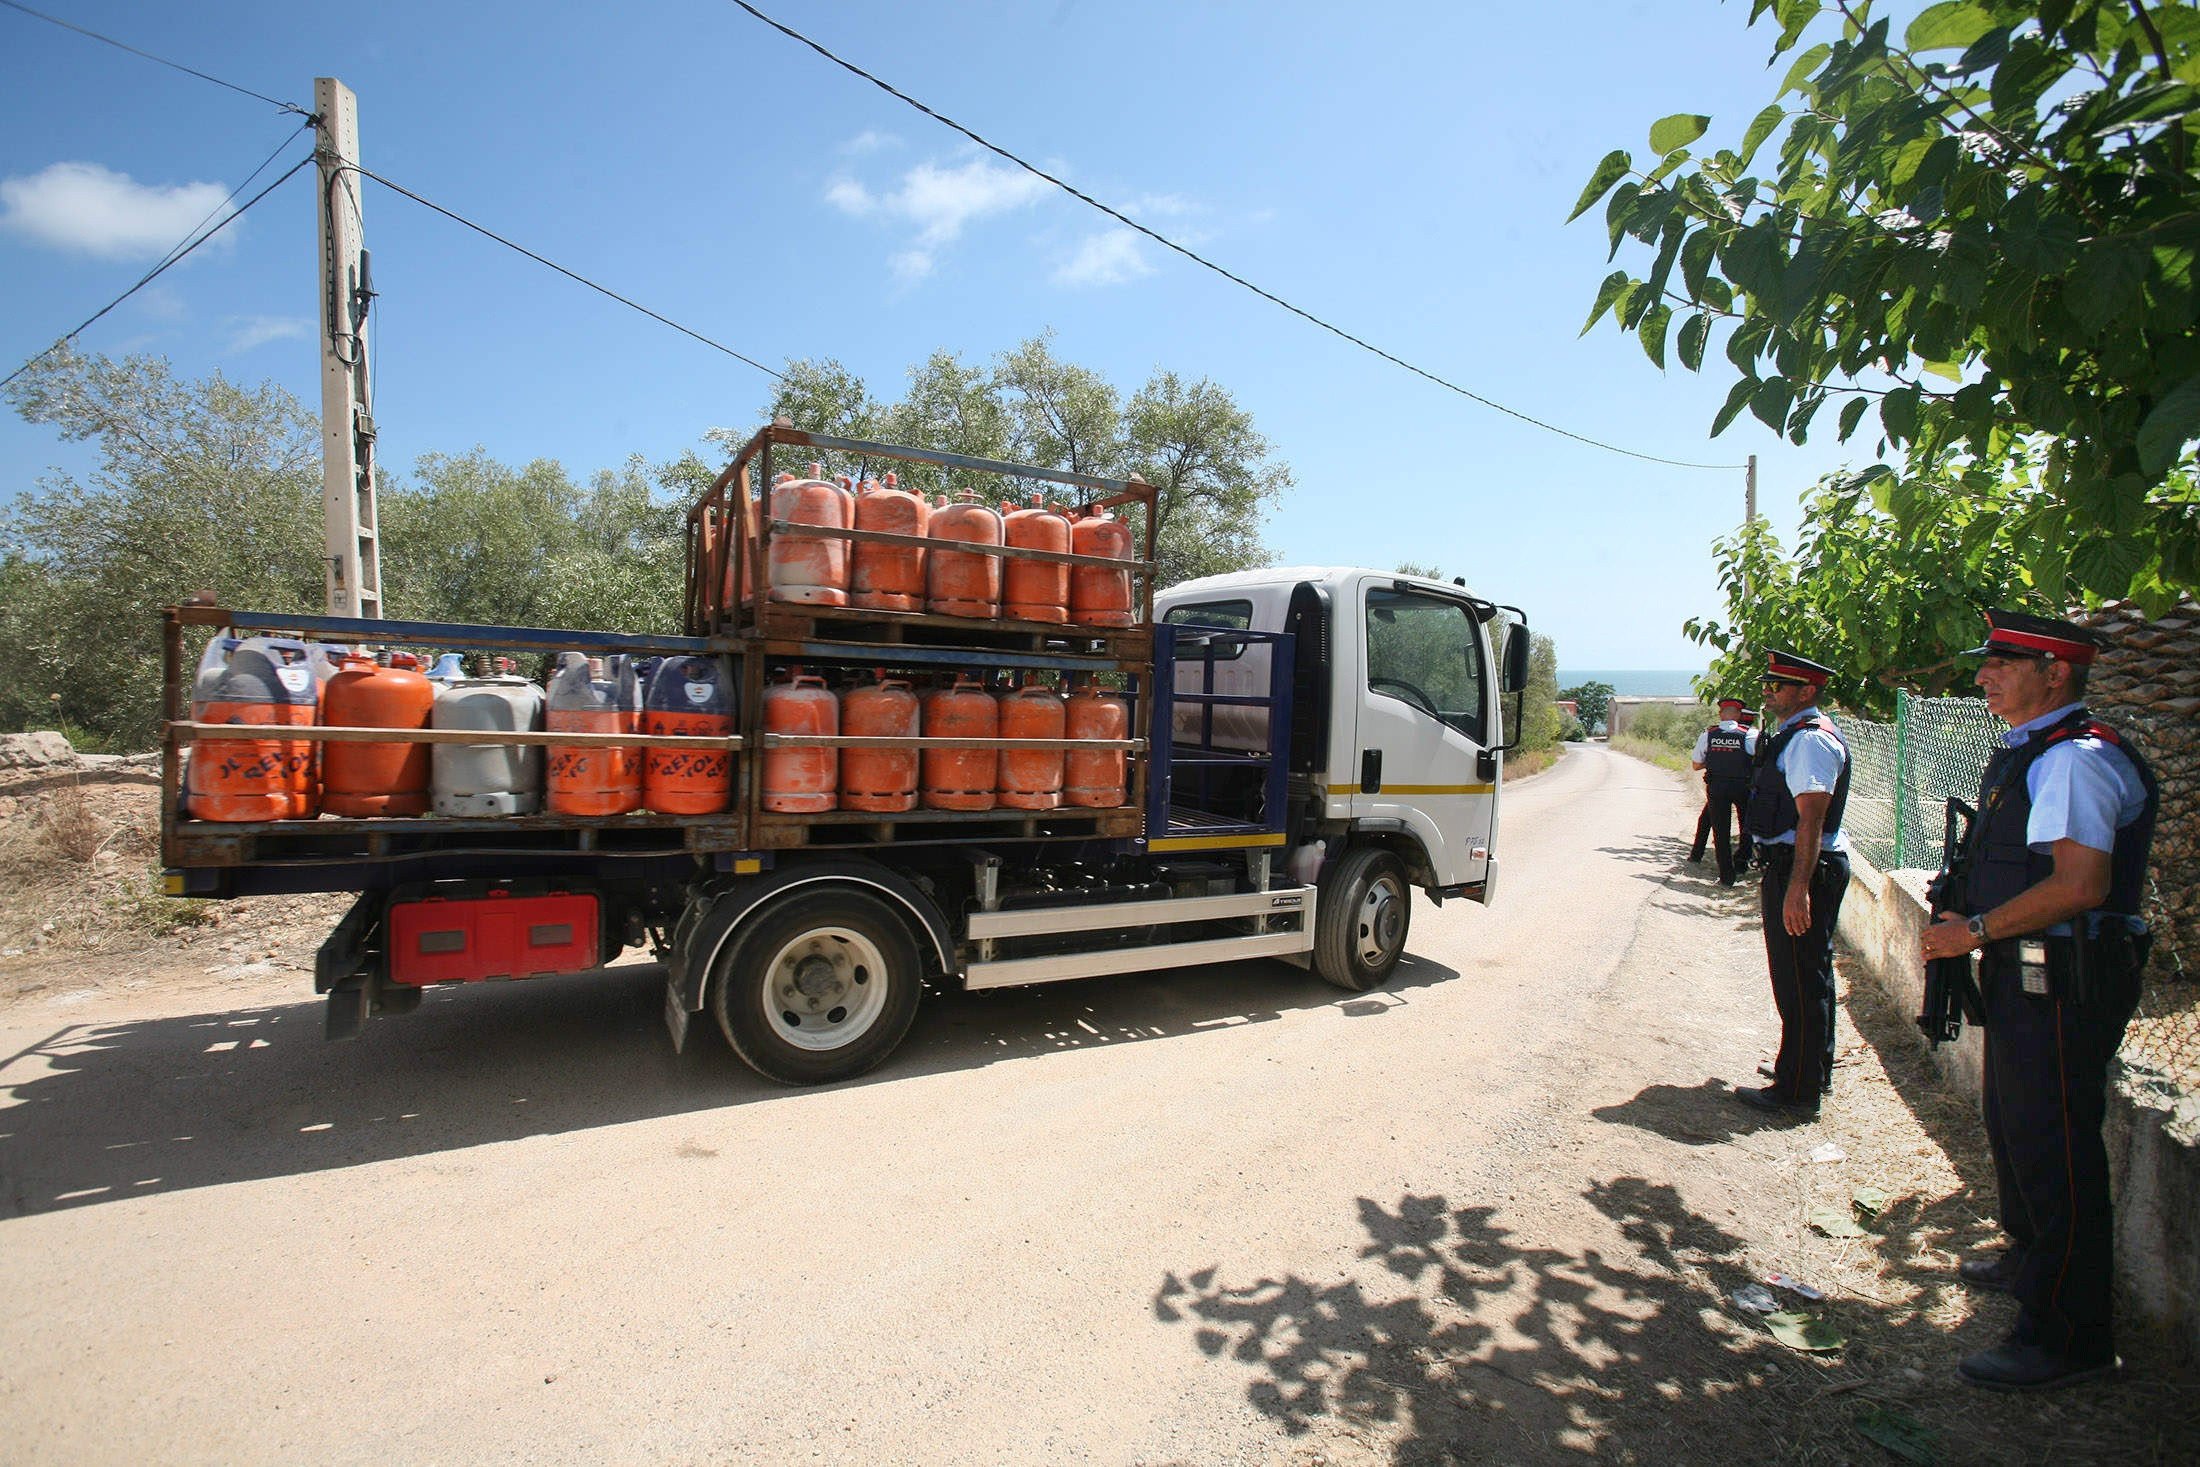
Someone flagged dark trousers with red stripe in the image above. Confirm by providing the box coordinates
[1980,951,2142,1360]
[1758,847,1848,1101]
[1691,780,1753,879]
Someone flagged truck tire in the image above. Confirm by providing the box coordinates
[1313,846,1409,992]
[710,887,924,1085]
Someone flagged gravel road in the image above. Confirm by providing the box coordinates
[2,745,2187,1464]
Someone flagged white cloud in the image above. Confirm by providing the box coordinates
[823,177,875,216]
[841,130,900,155]
[826,156,1051,276]
[1054,229,1153,288]
[224,314,311,353]
[0,161,237,261]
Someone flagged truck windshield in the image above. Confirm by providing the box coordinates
[1365,587,1485,743]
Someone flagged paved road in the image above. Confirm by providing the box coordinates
[0,747,1914,1462]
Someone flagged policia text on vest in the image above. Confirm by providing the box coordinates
[1917,609,2160,1395]
[1689,698,1757,884]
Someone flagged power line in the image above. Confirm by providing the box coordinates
[0,154,313,392]
[0,0,307,115]
[340,163,787,382]
[726,0,1746,473]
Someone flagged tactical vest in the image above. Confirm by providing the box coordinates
[1703,725,1753,786]
[1961,706,2158,919]
[1746,714,1850,840]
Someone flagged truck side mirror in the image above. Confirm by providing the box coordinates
[1503,628,1530,694]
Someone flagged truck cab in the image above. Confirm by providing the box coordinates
[1157,567,1527,910]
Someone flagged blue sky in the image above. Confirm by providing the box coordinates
[0,0,1897,670]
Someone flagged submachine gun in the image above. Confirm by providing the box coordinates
[1917,798,1985,1045]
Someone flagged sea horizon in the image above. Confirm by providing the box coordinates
[1558,669,1706,698]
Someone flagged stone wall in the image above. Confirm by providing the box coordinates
[2074,599,2200,979]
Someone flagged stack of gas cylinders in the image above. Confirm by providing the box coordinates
[761,665,1130,815]
[764,464,1136,626]
[185,639,739,823]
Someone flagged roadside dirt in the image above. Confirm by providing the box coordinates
[0,744,2192,1464]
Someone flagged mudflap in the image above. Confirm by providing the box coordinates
[663,974,691,1053]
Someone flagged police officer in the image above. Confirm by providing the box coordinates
[1733,650,1849,1116]
[1920,609,2158,1392]
[1689,696,1757,884]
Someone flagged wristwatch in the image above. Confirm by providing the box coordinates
[1967,914,1991,945]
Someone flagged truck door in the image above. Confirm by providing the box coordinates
[1351,582,1495,888]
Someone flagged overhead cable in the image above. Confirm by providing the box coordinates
[725,0,1746,472]
[0,0,307,115]
[0,154,313,392]
[341,163,787,382]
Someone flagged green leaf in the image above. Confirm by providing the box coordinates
[1681,229,1717,300]
[1678,312,1711,372]
[1881,385,1921,444]
[1851,1186,1891,1220]
[1766,1310,1846,1351]
[1781,42,1831,94]
[1855,1406,1939,1466]
[1837,396,1870,441]
[2138,374,2200,475]
[1701,276,1735,313]
[1605,180,1642,256]
[2065,243,2149,334]
[1740,104,1786,167]
[1920,360,1964,383]
[1751,378,1795,432]
[1807,1205,1865,1238]
[1641,303,1675,368]
[1906,2,1995,53]
[1582,269,1633,335]
[1570,149,1634,223]
[1712,377,1759,437]
[1650,113,1711,155]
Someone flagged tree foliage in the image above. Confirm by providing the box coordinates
[759,331,1290,590]
[1561,680,1615,734]
[0,346,323,744]
[1577,0,2200,613]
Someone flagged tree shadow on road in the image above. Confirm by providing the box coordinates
[0,952,1459,1218]
[1155,1181,2200,1465]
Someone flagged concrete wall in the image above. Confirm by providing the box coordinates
[1838,851,2200,1354]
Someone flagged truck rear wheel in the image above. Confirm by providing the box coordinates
[710,888,924,1085]
[1314,847,1410,992]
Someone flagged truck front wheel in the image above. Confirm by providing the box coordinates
[710,888,924,1085]
[1314,847,1410,992]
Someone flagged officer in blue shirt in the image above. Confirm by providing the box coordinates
[1734,650,1851,1116]
[1921,609,2159,1393]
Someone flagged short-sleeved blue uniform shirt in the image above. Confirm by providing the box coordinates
[1759,706,1848,854]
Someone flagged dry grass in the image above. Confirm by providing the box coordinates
[35,778,112,864]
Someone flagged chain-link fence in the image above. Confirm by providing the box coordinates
[1840,692,2196,1095]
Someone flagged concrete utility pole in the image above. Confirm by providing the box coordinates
[1742,453,1758,603]
[315,77,382,619]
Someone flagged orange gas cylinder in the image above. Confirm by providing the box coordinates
[851,471,929,612]
[762,668,840,813]
[643,656,736,815]
[320,651,435,817]
[545,652,643,816]
[1069,506,1135,627]
[187,637,321,822]
[839,670,919,812]
[920,674,998,811]
[1065,676,1130,808]
[926,490,1003,619]
[1002,493,1071,623]
[999,679,1067,810]
[767,462,854,606]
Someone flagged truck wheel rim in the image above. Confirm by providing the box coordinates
[761,926,889,1051]
[1356,878,1402,968]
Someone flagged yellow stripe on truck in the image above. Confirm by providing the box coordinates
[1147,832,1290,852]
